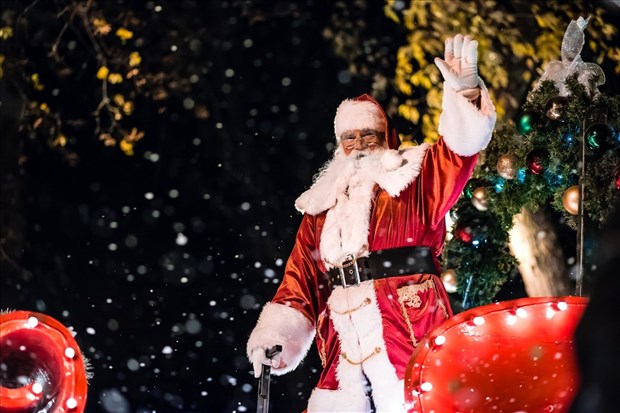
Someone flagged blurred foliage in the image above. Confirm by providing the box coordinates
[321,1,401,104]
[382,0,620,143]
[1,0,399,163]
[0,0,214,163]
[2,1,619,159]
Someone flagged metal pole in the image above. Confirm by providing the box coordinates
[461,274,474,309]
[576,120,586,296]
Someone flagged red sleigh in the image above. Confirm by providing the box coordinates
[404,296,587,413]
[0,311,89,413]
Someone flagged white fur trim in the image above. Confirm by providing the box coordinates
[334,99,384,138]
[295,146,429,267]
[368,378,405,412]
[246,302,315,376]
[294,154,354,216]
[307,388,370,412]
[438,79,496,157]
[327,282,403,411]
[374,145,428,198]
[319,166,376,266]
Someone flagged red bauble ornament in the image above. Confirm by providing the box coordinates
[454,223,473,243]
[0,311,89,413]
[615,165,620,190]
[405,296,588,413]
[526,149,548,175]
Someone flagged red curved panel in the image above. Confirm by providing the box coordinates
[405,296,588,413]
[0,311,88,413]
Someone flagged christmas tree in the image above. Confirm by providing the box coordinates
[445,17,620,309]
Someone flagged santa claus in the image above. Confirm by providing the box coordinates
[247,34,496,412]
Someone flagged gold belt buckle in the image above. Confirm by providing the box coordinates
[338,254,361,288]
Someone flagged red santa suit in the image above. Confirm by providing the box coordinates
[247,84,496,412]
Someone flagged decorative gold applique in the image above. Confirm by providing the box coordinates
[397,279,434,347]
[400,291,422,308]
[397,280,432,308]
[398,304,417,348]
[435,285,450,319]
[341,346,382,365]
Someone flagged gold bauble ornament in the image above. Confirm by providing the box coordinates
[471,187,489,211]
[440,269,458,293]
[562,185,580,215]
[545,96,569,121]
[496,154,517,180]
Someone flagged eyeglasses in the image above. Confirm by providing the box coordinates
[340,130,383,149]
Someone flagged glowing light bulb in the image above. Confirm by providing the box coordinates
[27,316,39,328]
[434,335,446,346]
[473,316,485,326]
[66,397,78,409]
[32,382,43,394]
[420,381,433,392]
[65,347,76,358]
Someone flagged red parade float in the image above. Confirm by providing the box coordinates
[404,296,587,413]
[1,299,586,413]
[0,311,89,413]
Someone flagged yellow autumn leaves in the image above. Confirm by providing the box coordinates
[96,51,141,84]
[393,30,444,143]
[0,26,12,79]
[91,17,144,155]
[92,18,133,41]
[115,28,134,41]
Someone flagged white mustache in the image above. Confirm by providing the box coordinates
[349,148,374,160]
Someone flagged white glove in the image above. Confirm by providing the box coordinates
[434,34,479,91]
[249,346,285,378]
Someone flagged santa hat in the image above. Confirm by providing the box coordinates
[333,94,400,150]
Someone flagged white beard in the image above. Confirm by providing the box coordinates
[295,145,429,268]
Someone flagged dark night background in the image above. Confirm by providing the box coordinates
[1,1,618,413]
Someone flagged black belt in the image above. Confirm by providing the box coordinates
[326,246,439,289]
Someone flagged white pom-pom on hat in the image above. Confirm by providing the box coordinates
[334,99,385,138]
[380,149,403,171]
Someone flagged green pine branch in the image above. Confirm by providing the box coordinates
[447,73,620,307]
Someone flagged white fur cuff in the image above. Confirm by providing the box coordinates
[246,302,315,376]
[438,78,496,157]
[307,388,371,412]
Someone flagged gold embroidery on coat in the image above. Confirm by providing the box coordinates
[317,313,327,368]
[341,346,381,365]
[435,283,450,319]
[397,279,434,347]
[427,277,449,319]
[329,297,372,315]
